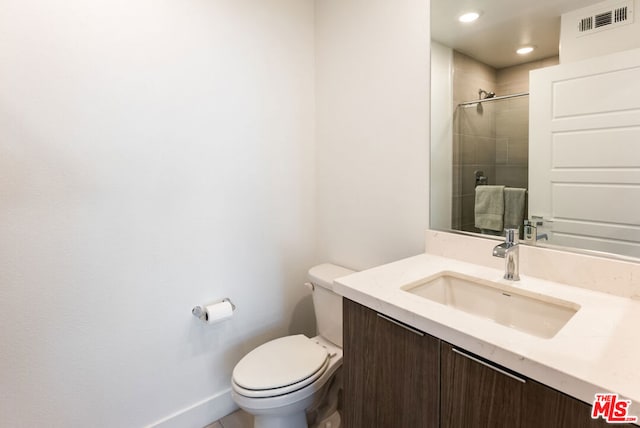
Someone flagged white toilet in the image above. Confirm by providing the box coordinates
[231,263,354,428]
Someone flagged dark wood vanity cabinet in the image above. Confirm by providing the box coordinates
[441,342,523,428]
[343,299,635,428]
[523,380,632,428]
[441,342,627,428]
[343,298,440,427]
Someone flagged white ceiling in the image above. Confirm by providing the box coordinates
[431,0,603,69]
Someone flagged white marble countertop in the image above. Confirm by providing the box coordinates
[333,253,640,419]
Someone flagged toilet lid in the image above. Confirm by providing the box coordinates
[232,335,329,392]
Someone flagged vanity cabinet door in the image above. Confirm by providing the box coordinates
[440,343,525,428]
[343,299,440,428]
[523,380,635,428]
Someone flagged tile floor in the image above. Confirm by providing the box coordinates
[204,409,253,428]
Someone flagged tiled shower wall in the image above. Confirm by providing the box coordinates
[451,52,559,232]
[451,51,497,231]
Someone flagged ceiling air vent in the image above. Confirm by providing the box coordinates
[595,11,613,27]
[615,6,628,22]
[577,0,633,35]
[579,16,594,31]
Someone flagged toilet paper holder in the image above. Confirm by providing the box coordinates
[192,298,236,322]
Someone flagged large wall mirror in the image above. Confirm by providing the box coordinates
[430,0,640,260]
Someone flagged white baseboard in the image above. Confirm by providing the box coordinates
[147,389,238,428]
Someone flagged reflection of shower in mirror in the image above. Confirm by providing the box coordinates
[478,88,495,99]
[452,94,530,236]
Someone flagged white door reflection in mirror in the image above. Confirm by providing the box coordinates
[529,47,640,258]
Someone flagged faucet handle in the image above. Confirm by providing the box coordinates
[504,228,519,245]
[523,220,536,243]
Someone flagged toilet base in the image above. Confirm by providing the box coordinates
[254,411,307,428]
[232,387,315,428]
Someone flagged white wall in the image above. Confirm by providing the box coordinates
[0,1,316,427]
[315,0,431,270]
[0,0,433,425]
[429,41,453,231]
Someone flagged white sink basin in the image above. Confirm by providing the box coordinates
[401,271,580,339]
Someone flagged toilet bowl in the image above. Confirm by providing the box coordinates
[231,335,342,428]
[231,264,354,428]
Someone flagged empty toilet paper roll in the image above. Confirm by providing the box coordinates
[204,300,234,324]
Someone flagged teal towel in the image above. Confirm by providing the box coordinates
[474,185,505,232]
[504,188,526,229]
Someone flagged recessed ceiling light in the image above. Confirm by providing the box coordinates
[458,12,481,23]
[516,46,535,55]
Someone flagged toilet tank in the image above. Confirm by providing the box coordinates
[308,263,355,348]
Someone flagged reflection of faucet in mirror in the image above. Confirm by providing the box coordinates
[523,220,549,245]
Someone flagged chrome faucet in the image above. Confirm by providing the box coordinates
[523,220,549,244]
[493,228,520,281]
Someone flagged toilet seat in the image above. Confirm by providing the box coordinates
[232,335,330,398]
